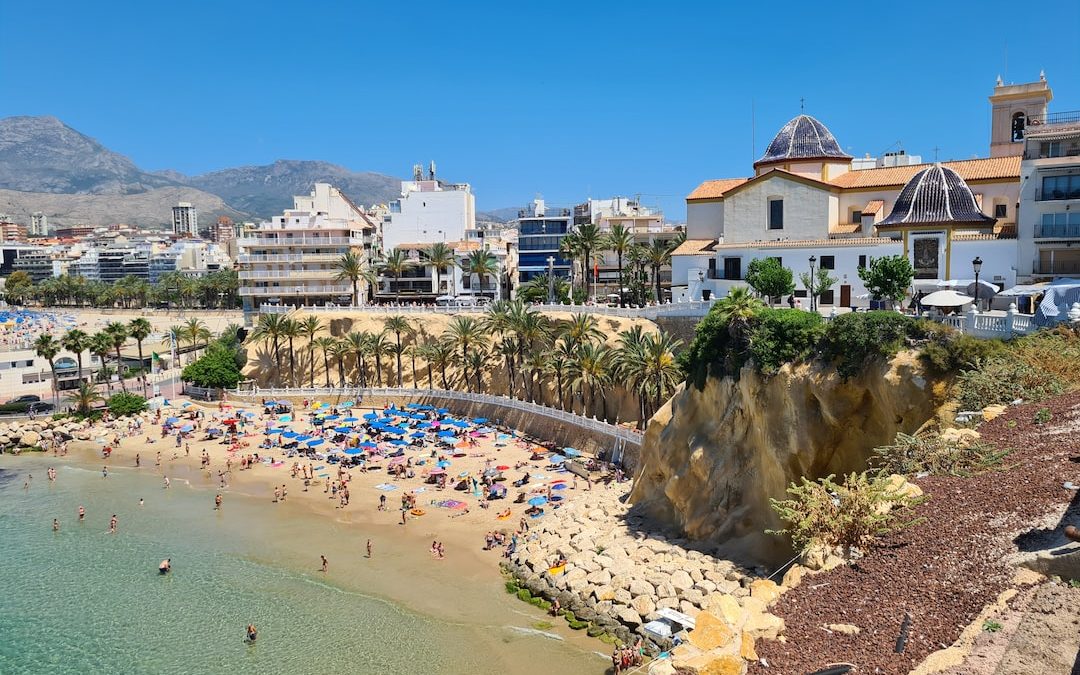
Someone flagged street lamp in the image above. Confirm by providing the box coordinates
[972,256,983,310]
[808,256,817,312]
[546,256,555,304]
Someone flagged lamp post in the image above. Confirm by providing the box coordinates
[546,256,555,304]
[972,256,983,311]
[808,256,817,313]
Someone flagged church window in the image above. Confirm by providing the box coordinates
[1011,112,1026,141]
[994,204,1007,218]
[768,199,784,230]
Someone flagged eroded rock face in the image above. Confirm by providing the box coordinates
[629,352,944,566]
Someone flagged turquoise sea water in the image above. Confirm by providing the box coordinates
[0,460,605,675]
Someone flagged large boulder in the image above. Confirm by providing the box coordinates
[630,594,656,617]
[687,611,736,651]
[19,431,41,447]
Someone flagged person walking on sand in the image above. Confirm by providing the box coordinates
[320,555,328,573]
[109,514,117,534]
[214,494,222,510]
[366,539,373,559]
[163,476,170,489]
[273,486,281,503]
[102,466,108,479]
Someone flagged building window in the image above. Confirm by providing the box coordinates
[1011,112,1026,141]
[858,255,867,269]
[820,255,835,270]
[1040,141,1063,158]
[1042,175,1080,201]
[820,289,835,305]
[993,203,1007,218]
[768,199,784,230]
[850,210,862,224]
[723,257,741,280]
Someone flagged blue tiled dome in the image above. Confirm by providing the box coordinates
[878,164,997,226]
[755,115,851,167]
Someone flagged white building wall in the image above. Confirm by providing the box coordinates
[686,201,725,240]
[723,176,834,244]
[383,184,475,251]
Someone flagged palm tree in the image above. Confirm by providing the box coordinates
[344,332,369,387]
[508,301,550,398]
[299,316,324,387]
[128,317,152,396]
[644,238,673,303]
[89,332,114,395]
[383,315,411,387]
[250,314,287,384]
[604,223,634,307]
[66,381,103,415]
[713,287,764,373]
[405,344,420,389]
[460,249,500,300]
[464,349,489,393]
[368,331,391,386]
[545,337,577,411]
[105,322,130,393]
[329,339,350,387]
[61,329,91,386]
[641,331,683,420]
[34,333,60,405]
[312,336,337,388]
[417,342,436,389]
[573,223,604,299]
[523,350,547,404]
[443,316,486,392]
[334,251,376,306]
[280,318,300,387]
[561,313,603,350]
[182,318,210,363]
[559,232,582,294]
[423,242,456,298]
[569,342,610,419]
[426,340,454,389]
[380,249,414,304]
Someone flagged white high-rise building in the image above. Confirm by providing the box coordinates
[29,212,48,236]
[381,162,475,251]
[172,202,199,237]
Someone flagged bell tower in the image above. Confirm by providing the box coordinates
[989,73,1052,158]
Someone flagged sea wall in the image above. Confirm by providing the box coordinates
[629,351,947,567]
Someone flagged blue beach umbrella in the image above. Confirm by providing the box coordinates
[528,496,548,507]
[307,438,325,447]
[324,415,340,421]
[180,424,194,432]
[436,408,449,414]
[449,420,469,428]
[472,417,487,424]
[359,441,377,449]
[411,432,425,438]
[389,439,409,446]
[436,460,451,469]
[166,417,179,424]
[363,413,378,420]
[437,430,456,438]
[548,455,566,464]
[418,422,433,429]
[267,428,283,434]
[343,417,359,423]
[551,483,568,490]
[282,431,298,439]
[343,448,363,455]
[562,448,580,457]
[334,426,352,433]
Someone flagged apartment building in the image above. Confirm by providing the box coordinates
[381,163,475,251]
[172,202,199,237]
[513,199,574,283]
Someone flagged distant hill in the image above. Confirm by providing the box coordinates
[477,207,523,223]
[185,160,401,217]
[0,115,403,225]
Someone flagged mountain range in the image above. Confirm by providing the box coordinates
[0,116,405,228]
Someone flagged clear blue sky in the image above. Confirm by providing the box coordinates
[2,0,1078,219]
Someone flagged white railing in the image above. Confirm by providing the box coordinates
[226,386,643,446]
[237,254,340,264]
[238,270,334,280]
[240,284,353,297]
[255,299,718,320]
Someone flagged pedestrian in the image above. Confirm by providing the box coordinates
[135,453,140,467]
[214,494,222,510]
[320,555,328,573]
[109,514,117,534]
[163,476,170,489]
[102,466,108,479]
[366,539,373,559]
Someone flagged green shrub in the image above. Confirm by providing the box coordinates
[586,625,605,638]
[982,619,1003,633]
[516,589,532,602]
[107,392,147,417]
[51,412,70,421]
[1034,408,1052,425]
[956,354,1064,410]
[562,611,576,623]
[871,431,1009,477]
[748,308,826,374]
[181,343,241,389]
[769,471,922,556]
[504,580,520,594]
[678,305,738,386]
[920,334,1007,375]
[821,311,916,378]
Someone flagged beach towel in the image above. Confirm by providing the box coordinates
[374,483,399,491]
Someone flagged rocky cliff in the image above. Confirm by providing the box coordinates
[629,351,947,567]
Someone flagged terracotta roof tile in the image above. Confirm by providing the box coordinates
[829,223,862,234]
[670,239,718,256]
[687,178,749,200]
[863,199,884,215]
[829,156,1020,189]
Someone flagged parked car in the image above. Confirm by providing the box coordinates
[0,395,51,414]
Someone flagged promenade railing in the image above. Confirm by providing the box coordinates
[258,299,718,321]
[226,385,643,447]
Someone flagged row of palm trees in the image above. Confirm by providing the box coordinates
[9,270,240,309]
[250,300,683,426]
[331,244,501,305]
[557,223,683,306]
[32,317,155,403]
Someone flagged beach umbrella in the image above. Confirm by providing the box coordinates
[278,415,292,422]
[436,460,451,469]
[920,290,974,307]
[437,431,456,439]
[334,426,352,433]
[180,424,195,432]
[411,432,425,438]
[384,426,407,435]
[389,456,407,467]
[307,438,325,447]
[359,441,377,449]
[282,431,298,439]
[324,415,340,421]
[562,448,580,457]
[473,417,488,424]
[389,439,409,446]
[343,417,359,423]
[551,483,568,490]
[267,428,283,434]
[343,448,363,455]
[436,408,449,414]
[363,413,378,420]
[528,496,548,507]
[548,455,566,464]
[418,422,433,429]
[166,417,179,424]
[450,420,469,428]
[429,468,446,475]
[405,402,420,409]
[295,434,313,442]
[241,411,256,418]
[489,483,506,495]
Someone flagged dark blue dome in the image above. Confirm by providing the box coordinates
[755,115,851,167]
[878,164,997,226]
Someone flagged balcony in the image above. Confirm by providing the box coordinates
[239,283,353,296]
[238,236,364,247]
[1027,110,1080,127]
[1033,260,1080,276]
[238,269,337,280]
[1035,223,1080,239]
[237,253,342,264]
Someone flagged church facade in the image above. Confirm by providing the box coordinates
[673,76,1061,307]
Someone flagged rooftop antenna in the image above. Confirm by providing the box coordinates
[429,160,436,181]
[932,145,941,162]
[751,98,756,164]
[800,97,805,112]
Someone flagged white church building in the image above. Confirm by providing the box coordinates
[671,76,1067,308]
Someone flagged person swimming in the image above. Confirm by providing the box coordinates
[246,624,258,643]
[159,558,171,574]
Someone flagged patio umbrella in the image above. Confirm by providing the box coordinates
[324,415,340,421]
[363,413,378,420]
[295,434,313,442]
[334,426,352,433]
[921,290,974,307]
[267,428,283,434]
[388,456,407,467]
[180,424,194,432]
[436,460,451,469]
[437,430,456,438]
[551,483,568,490]
[473,417,488,424]
[343,448,363,455]
[548,455,566,464]
[282,431,298,439]
[528,496,548,507]
[389,439,409,446]
[562,448,580,457]
[436,408,449,414]
[306,438,325,447]
[166,417,179,424]
[411,432,425,438]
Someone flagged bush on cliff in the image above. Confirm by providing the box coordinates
[953,327,1080,410]
[872,431,1009,477]
[821,311,916,378]
[107,392,147,417]
[747,308,825,374]
[181,344,242,390]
